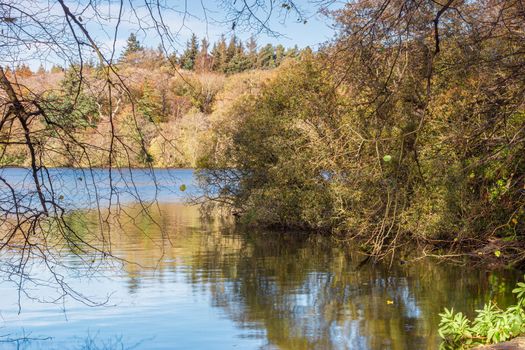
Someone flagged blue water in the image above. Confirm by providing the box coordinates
[0,168,198,210]
[0,168,521,350]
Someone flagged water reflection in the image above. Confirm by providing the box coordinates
[0,204,520,350]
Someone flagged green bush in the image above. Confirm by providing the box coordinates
[438,275,525,349]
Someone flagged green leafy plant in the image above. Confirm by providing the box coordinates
[438,275,525,349]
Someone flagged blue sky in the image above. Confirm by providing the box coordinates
[148,0,340,50]
[96,0,340,57]
[21,1,340,70]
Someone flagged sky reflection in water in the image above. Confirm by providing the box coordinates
[0,169,521,350]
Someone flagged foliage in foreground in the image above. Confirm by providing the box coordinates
[439,275,525,349]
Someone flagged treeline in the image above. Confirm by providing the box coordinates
[177,33,299,73]
[126,33,301,74]
[16,34,304,77]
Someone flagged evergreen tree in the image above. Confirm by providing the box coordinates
[15,64,32,78]
[196,38,211,71]
[121,33,144,60]
[138,80,167,123]
[246,36,258,69]
[167,52,178,67]
[257,44,275,68]
[226,35,238,64]
[211,35,228,72]
[155,44,167,65]
[225,39,251,74]
[47,67,98,130]
[179,34,199,70]
[37,64,46,75]
[210,43,220,70]
[226,53,251,74]
[236,39,245,55]
[50,65,63,73]
[285,45,299,58]
[275,44,286,66]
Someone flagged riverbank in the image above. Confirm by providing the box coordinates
[476,337,525,349]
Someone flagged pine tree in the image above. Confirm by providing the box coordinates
[257,44,275,68]
[246,36,258,69]
[155,44,167,65]
[211,35,228,72]
[50,65,63,73]
[226,52,251,74]
[275,44,286,66]
[121,33,144,60]
[168,52,178,67]
[196,38,211,72]
[48,67,98,129]
[138,80,166,123]
[226,35,238,64]
[37,64,46,75]
[285,45,299,58]
[225,39,251,74]
[179,34,199,70]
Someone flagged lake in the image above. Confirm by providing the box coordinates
[0,168,520,349]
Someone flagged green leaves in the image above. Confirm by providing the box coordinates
[383,154,392,162]
[511,280,525,301]
[439,275,525,348]
[438,308,472,344]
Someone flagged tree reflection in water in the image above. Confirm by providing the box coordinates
[99,204,519,350]
[0,203,520,350]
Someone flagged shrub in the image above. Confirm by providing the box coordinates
[438,275,525,349]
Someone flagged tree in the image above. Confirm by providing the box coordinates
[246,36,258,68]
[285,45,299,58]
[37,64,46,75]
[50,65,63,73]
[45,66,99,130]
[14,64,32,78]
[226,35,238,63]
[211,35,228,72]
[198,0,525,262]
[121,33,144,62]
[179,34,199,70]
[226,51,251,74]
[257,44,275,68]
[138,80,168,123]
[274,44,286,66]
[196,38,212,72]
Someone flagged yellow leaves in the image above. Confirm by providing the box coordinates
[386,300,394,305]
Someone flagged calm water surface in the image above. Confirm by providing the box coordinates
[0,169,521,349]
